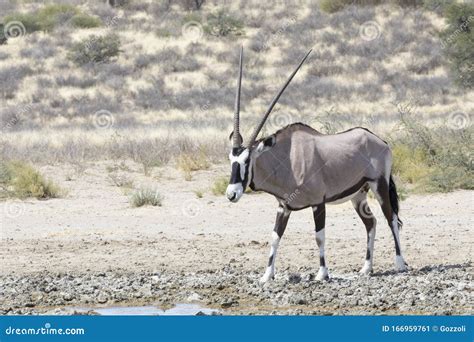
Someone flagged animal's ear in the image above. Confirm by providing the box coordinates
[229,132,243,146]
[256,135,276,153]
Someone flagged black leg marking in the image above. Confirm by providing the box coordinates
[313,204,326,233]
[370,177,406,271]
[375,178,402,256]
[267,255,274,267]
[352,189,377,274]
[260,203,291,282]
[274,206,290,238]
[319,256,326,267]
[353,198,376,262]
[313,204,328,280]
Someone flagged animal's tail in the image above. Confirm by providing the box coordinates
[389,174,403,229]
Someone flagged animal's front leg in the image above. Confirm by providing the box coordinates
[313,205,329,281]
[259,205,290,284]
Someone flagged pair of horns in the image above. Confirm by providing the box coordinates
[233,47,312,148]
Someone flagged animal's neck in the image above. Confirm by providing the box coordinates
[248,147,289,199]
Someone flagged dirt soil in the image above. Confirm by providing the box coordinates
[0,163,472,315]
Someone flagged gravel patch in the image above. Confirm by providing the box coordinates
[1,263,471,315]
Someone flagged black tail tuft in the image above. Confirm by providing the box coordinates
[389,174,403,229]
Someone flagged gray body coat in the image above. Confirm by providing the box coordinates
[250,124,390,210]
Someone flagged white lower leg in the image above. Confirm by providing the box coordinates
[260,231,280,283]
[360,227,376,275]
[316,228,329,280]
[392,214,407,271]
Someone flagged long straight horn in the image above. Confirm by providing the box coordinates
[233,46,243,148]
[246,49,312,147]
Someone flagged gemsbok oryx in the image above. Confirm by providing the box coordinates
[226,48,408,283]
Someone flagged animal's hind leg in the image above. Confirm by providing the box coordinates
[369,178,407,272]
[312,204,329,281]
[351,187,376,275]
[259,204,290,284]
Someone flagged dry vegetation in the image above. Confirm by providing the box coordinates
[0,0,472,196]
[0,160,63,199]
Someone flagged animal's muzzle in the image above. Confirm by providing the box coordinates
[226,183,243,203]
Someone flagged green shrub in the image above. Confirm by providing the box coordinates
[130,187,163,207]
[211,176,228,195]
[0,161,62,199]
[319,0,423,13]
[68,34,121,66]
[107,0,130,7]
[204,10,244,37]
[391,110,473,193]
[422,0,454,13]
[3,13,41,33]
[320,0,351,13]
[194,189,204,198]
[392,143,432,185]
[3,4,101,34]
[35,4,79,31]
[0,24,7,44]
[70,13,102,29]
[441,2,474,88]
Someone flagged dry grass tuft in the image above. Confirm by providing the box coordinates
[211,176,228,196]
[130,187,163,207]
[0,161,63,199]
[177,151,210,181]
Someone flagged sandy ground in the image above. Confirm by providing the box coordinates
[0,162,473,315]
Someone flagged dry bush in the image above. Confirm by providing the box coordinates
[0,161,62,199]
[390,111,473,192]
[391,143,432,185]
[68,34,121,66]
[135,53,160,69]
[108,173,134,188]
[177,151,210,180]
[194,189,204,198]
[107,135,172,176]
[211,176,227,196]
[0,65,33,100]
[441,2,474,88]
[204,10,244,37]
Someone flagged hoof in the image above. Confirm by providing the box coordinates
[359,267,373,276]
[395,256,408,272]
[316,267,329,281]
[259,273,274,284]
[359,261,373,275]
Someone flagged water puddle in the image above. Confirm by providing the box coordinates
[72,303,218,316]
